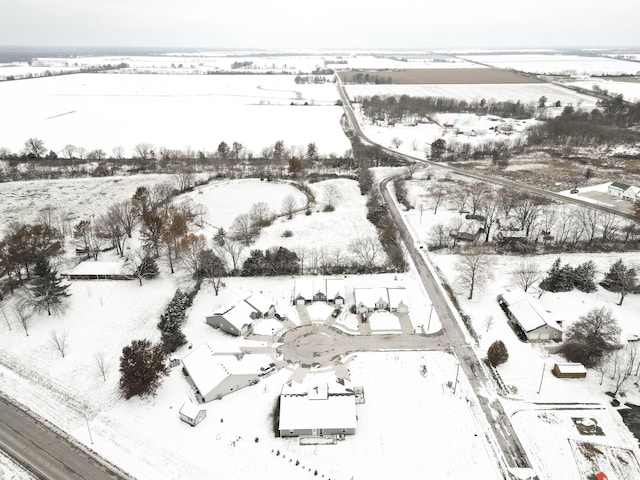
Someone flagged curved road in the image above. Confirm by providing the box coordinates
[0,394,130,480]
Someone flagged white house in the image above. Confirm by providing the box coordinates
[623,186,640,203]
[497,290,563,342]
[205,301,256,336]
[64,261,132,280]
[181,343,272,402]
[278,381,357,437]
[243,292,275,318]
[179,402,207,426]
[608,181,631,198]
[325,278,346,305]
[354,287,375,313]
[387,287,409,313]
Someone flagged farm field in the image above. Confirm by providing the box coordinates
[345,82,597,108]
[0,73,350,158]
[458,53,640,76]
[569,79,640,103]
[339,67,535,84]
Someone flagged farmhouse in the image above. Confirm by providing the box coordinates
[179,402,207,426]
[607,181,631,198]
[64,261,132,280]
[278,381,358,438]
[497,290,563,342]
[552,363,587,378]
[181,342,272,403]
[623,186,640,203]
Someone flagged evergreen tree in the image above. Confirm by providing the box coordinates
[573,260,597,293]
[487,340,509,367]
[601,259,638,306]
[119,339,168,399]
[158,289,192,353]
[27,257,70,315]
[241,249,267,276]
[265,247,300,276]
[540,258,574,292]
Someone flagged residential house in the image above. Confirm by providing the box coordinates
[497,289,563,342]
[623,186,640,203]
[181,342,272,403]
[243,292,275,319]
[354,287,375,313]
[205,301,256,336]
[608,181,631,198]
[355,286,409,313]
[179,402,207,426]
[325,278,346,305]
[387,287,409,313]
[278,381,357,437]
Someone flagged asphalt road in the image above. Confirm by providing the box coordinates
[0,394,130,480]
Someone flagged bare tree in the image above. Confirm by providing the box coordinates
[50,329,69,358]
[479,194,500,242]
[349,237,383,273]
[112,145,125,160]
[511,194,542,236]
[484,315,494,333]
[511,261,542,292]
[23,137,47,158]
[454,185,470,212]
[391,136,403,149]
[406,162,420,178]
[1,305,11,331]
[94,351,108,382]
[599,212,621,245]
[62,144,76,159]
[174,171,195,192]
[323,184,339,209]
[249,202,272,227]
[431,184,447,214]
[281,195,297,219]
[176,233,207,279]
[428,223,450,249]
[468,183,490,216]
[230,213,258,246]
[609,343,639,396]
[134,143,154,160]
[14,300,31,336]
[456,247,494,300]
[576,208,600,245]
[214,238,246,275]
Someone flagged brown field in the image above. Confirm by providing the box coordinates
[338,68,542,85]
[602,75,640,83]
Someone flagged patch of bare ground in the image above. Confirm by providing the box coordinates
[451,151,640,192]
[338,68,542,84]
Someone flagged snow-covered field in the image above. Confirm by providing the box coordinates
[569,79,640,103]
[346,82,597,109]
[0,73,350,158]
[459,54,640,76]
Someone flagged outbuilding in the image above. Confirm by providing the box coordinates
[64,261,132,281]
[552,363,587,378]
[179,402,207,426]
[608,181,631,198]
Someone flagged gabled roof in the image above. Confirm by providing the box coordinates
[623,186,640,197]
[179,402,205,419]
[499,290,562,333]
[216,301,256,331]
[182,343,270,396]
[294,278,315,299]
[244,292,273,314]
[279,381,357,431]
[387,287,408,309]
[67,261,127,275]
[354,287,375,307]
[610,181,631,190]
[325,278,346,300]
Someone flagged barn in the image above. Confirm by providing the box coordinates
[497,290,563,342]
[278,381,358,438]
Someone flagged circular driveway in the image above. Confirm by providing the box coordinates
[277,324,348,367]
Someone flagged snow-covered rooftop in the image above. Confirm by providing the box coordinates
[554,363,587,374]
[325,278,346,300]
[66,261,127,275]
[243,292,273,315]
[500,290,563,333]
[216,301,256,330]
[279,381,357,432]
[354,287,375,307]
[181,343,250,396]
[387,287,408,309]
[179,402,204,420]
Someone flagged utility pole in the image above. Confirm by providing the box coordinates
[84,414,93,445]
[453,362,460,395]
[537,363,546,394]
[427,304,435,332]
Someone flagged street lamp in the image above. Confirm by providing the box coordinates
[427,304,435,332]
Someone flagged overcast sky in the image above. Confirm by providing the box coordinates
[1,0,639,50]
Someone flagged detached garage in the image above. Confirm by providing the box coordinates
[552,363,587,378]
[498,290,563,342]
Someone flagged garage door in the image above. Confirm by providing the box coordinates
[539,332,550,340]
[528,332,539,341]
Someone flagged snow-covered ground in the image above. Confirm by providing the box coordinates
[0,73,350,158]
[346,82,598,109]
[569,79,640,103]
[459,53,640,76]
[0,449,36,480]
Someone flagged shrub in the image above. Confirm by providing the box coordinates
[323,204,335,212]
[281,230,293,238]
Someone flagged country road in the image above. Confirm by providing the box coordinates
[0,394,131,480]
[336,75,533,471]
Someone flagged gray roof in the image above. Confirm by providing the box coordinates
[610,181,631,190]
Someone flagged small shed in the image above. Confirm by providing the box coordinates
[179,402,207,426]
[552,363,587,378]
[608,181,631,198]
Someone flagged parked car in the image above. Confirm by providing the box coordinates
[332,308,341,318]
[274,313,283,320]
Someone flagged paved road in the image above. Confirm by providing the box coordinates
[0,394,130,480]
[335,75,639,222]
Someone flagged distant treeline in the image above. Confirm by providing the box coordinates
[357,95,538,124]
